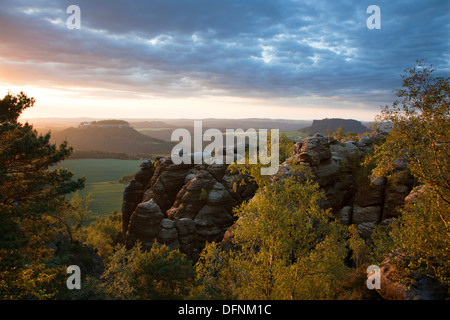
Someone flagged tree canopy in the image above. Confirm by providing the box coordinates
[196,174,351,299]
[367,60,449,203]
[367,61,450,288]
[0,91,84,299]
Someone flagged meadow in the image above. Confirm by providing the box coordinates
[52,159,143,218]
[280,131,309,141]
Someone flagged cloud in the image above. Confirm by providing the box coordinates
[0,0,448,113]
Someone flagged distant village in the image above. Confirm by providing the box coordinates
[78,120,131,129]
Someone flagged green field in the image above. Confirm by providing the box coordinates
[281,131,309,141]
[52,159,143,217]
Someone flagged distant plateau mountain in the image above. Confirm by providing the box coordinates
[298,118,368,136]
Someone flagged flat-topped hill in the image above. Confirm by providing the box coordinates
[298,118,368,136]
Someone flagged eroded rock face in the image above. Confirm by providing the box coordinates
[377,255,448,300]
[122,157,256,260]
[295,135,331,166]
[123,132,413,257]
[274,133,413,239]
[120,131,445,299]
[125,199,163,249]
[122,161,155,238]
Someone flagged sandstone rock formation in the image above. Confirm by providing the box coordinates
[122,157,256,260]
[122,131,412,260]
[119,129,449,300]
[275,133,412,239]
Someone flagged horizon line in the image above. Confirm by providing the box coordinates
[19,116,376,123]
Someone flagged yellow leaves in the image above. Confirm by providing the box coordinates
[369,63,450,195]
[0,262,64,300]
[210,175,351,299]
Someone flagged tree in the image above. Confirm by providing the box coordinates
[334,125,345,141]
[193,241,239,300]
[196,174,350,299]
[366,61,450,288]
[101,242,196,299]
[228,133,293,188]
[81,211,123,261]
[0,91,84,299]
[348,224,367,269]
[366,60,449,203]
[389,187,450,286]
[67,192,93,242]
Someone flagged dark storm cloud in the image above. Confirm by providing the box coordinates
[0,0,448,109]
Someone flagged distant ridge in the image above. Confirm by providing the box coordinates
[24,117,312,132]
[51,125,175,157]
[298,118,368,136]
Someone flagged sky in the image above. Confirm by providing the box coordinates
[0,0,448,122]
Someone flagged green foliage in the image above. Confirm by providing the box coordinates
[193,242,239,300]
[101,242,196,300]
[348,225,368,269]
[366,60,449,203]
[378,188,450,287]
[81,211,123,261]
[334,125,345,141]
[196,176,350,299]
[199,188,209,201]
[278,133,295,163]
[0,91,84,299]
[3,62,448,300]
[330,126,364,142]
[117,172,135,183]
[367,61,450,288]
[398,189,449,286]
[0,91,35,123]
[0,261,65,300]
[228,133,293,188]
[370,225,395,264]
[345,131,359,141]
[67,192,93,241]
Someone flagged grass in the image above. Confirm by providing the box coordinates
[52,159,143,217]
[282,131,309,141]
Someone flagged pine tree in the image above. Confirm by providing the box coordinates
[0,91,84,299]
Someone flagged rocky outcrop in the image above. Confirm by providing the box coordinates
[298,118,368,136]
[122,157,256,260]
[122,131,412,258]
[295,135,332,166]
[119,128,447,300]
[121,160,155,238]
[377,254,448,300]
[276,133,412,239]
